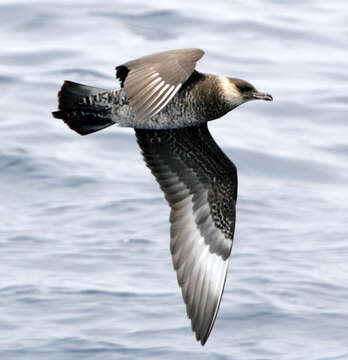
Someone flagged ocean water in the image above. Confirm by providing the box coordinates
[1,0,348,359]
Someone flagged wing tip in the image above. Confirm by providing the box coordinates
[195,48,205,61]
[192,323,210,346]
[189,259,231,346]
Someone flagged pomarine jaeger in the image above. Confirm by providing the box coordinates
[52,48,273,345]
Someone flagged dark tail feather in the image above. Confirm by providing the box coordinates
[52,80,115,136]
[56,80,107,110]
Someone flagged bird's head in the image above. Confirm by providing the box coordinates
[219,77,273,109]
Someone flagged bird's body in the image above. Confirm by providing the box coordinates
[52,48,272,345]
[54,70,255,131]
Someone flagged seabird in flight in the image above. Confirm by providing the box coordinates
[52,48,273,345]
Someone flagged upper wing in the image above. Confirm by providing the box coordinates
[116,48,204,122]
[135,124,237,345]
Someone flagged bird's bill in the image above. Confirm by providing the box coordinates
[252,91,273,101]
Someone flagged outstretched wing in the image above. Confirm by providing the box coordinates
[116,48,204,122]
[135,124,238,345]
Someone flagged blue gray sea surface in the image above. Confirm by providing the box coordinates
[1,0,348,359]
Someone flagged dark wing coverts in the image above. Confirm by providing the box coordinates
[116,48,204,122]
[135,124,237,345]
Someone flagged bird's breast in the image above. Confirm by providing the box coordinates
[110,77,231,130]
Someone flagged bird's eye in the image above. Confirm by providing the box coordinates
[236,83,254,93]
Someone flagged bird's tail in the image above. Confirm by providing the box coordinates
[52,80,115,135]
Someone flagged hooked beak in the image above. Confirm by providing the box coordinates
[253,91,273,101]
